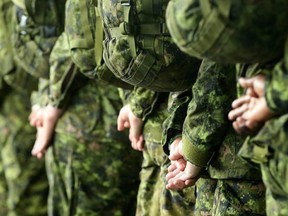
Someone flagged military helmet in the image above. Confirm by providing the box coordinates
[166,0,288,64]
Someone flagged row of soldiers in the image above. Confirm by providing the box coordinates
[0,0,287,215]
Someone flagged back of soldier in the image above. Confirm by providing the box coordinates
[165,0,288,64]
[99,0,201,91]
[38,0,142,214]
[0,0,49,215]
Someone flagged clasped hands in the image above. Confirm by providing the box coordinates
[166,138,201,190]
[228,75,274,136]
[29,105,63,159]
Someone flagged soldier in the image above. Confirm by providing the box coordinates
[228,39,288,215]
[163,59,266,215]
[165,0,288,64]
[0,0,49,215]
[61,0,199,215]
[98,0,200,92]
[29,0,142,214]
[163,0,288,215]
[117,87,197,216]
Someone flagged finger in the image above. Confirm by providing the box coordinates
[36,151,45,159]
[238,77,255,89]
[232,119,247,135]
[35,119,43,127]
[123,121,130,128]
[228,103,249,120]
[167,173,185,190]
[130,138,138,151]
[31,135,47,156]
[167,163,177,172]
[166,169,180,181]
[174,158,186,171]
[231,95,251,109]
[167,169,182,183]
[136,135,144,151]
[117,116,126,131]
[185,178,198,187]
[129,118,143,141]
[169,152,182,161]
[172,179,186,190]
[233,118,253,136]
[245,119,261,130]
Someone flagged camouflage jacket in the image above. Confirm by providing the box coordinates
[238,37,288,163]
[0,0,38,95]
[265,38,288,114]
[50,32,126,142]
[128,87,160,121]
[99,0,201,92]
[0,0,14,86]
[163,59,262,179]
[166,0,288,64]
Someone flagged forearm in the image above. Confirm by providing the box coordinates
[128,86,159,121]
[49,32,88,109]
[182,60,236,167]
[162,90,192,154]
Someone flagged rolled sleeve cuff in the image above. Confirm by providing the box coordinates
[182,135,215,168]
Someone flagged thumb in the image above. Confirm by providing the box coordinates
[238,77,255,89]
[129,116,143,139]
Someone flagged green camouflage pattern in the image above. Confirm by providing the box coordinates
[239,114,288,215]
[65,0,98,76]
[0,1,48,215]
[47,31,141,215]
[166,0,288,64]
[178,59,261,179]
[49,32,88,109]
[135,95,196,216]
[129,87,159,120]
[265,37,288,114]
[195,178,266,216]
[235,36,288,215]
[65,0,133,89]
[100,0,201,92]
[0,0,14,88]
[46,131,140,216]
[0,84,48,216]
[23,0,66,27]
[260,152,288,216]
[161,85,195,155]
[0,1,14,212]
[11,4,60,79]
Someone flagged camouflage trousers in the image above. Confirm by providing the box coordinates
[0,90,48,216]
[0,152,7,215]
[194,178,266,216]
[136,100,196,216]
[261,151,288,216]
[45,131,141,216]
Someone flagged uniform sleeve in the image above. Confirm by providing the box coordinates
[49,32,88,109]
[264,36,288,114]
[128,87,159,121]
[162,90,192,155]
[182,60,237,168]
[30,78,50,107]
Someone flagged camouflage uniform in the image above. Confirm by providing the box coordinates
[0,0,12,213]
[237,38,288,215]
[64,0,197,214]
[45,25,141,214]
[128,87,196,216]
[163,59,266,215]
[165,0,288,64]
[0,1,49,215]
[99,0,201,92]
